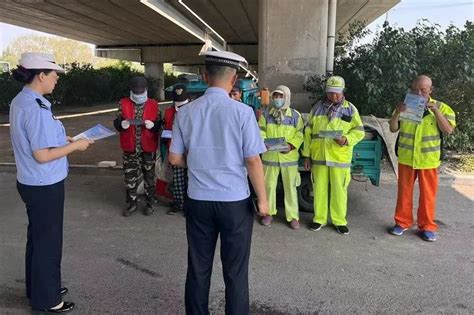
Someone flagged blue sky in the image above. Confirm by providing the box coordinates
[367,0,473,33]
[0,0,473,53]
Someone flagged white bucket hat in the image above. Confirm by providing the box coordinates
[19,52,65,73]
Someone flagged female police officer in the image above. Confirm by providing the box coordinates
[10,52,93,312]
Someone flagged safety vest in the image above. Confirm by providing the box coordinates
[302,99,365,168]
[259,107,304,167]
[398,98,456,169]
[163,106,177,130]
[119,97,159,153]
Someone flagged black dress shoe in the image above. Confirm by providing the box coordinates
[35,301,75,313]
[60,287,68,295]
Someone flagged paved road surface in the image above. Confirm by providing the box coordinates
[0,172,472,314]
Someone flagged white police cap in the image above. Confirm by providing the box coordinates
[19,52,65,73]
[202,50,248,70]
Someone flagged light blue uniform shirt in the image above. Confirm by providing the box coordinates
[9,87,68,186]
[170,87,266,202]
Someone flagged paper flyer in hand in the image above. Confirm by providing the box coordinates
[127,118,143,126]
[265,137,289,152]
[319,130,343,139]
[161,130,173,139]
[400,91,427,124]
[72,124,116,141]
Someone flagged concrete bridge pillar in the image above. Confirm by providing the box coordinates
[145,62,165,101]
[258,0,329,112]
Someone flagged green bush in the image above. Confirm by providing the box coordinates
[0,72,23,109]
[0,62,178,111]
[304,21,474,152]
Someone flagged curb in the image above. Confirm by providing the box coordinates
[379,170,474,186]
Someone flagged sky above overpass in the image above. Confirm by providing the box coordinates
[0,0,473,54]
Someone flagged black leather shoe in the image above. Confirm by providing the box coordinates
[35,301,75,313]
[60,287,68,295]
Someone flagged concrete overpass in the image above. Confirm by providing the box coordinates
[0,0,399,109]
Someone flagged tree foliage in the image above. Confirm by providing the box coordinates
[1,35,95,67]
[0,34,142,69]
[0,62,178,110]
[304,20,474,152]
[0,34,179,108]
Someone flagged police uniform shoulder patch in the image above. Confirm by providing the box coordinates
[35,98,57,119]
[35,98,49,110]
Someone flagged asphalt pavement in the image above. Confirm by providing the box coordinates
[0,171,473,314]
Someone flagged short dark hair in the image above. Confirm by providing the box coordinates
[12,66,53,84]
[205,65,236,80]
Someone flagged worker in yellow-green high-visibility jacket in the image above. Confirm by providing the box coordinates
[388,75,456,242]
[302,76,364,235]
[258,85,304,230]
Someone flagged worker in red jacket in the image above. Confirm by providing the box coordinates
[113,76,161,217]
[163,84,189,215]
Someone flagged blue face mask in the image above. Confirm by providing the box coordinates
[273,98,285,108]
[130,91,148,104]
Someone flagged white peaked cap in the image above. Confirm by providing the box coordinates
[201,50,248,69]
[19,52,65,73]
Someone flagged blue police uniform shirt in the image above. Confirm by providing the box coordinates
[9,87,68,186]
[170,87,266,202]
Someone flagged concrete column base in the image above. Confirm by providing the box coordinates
[144,62,165,101]
[258,0,328,112]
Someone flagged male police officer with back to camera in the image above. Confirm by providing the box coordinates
[169,50,268,315]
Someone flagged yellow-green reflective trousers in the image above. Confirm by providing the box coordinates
[311,165,351,226]
[264,165,300,221]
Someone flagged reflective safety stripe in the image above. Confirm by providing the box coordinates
[311,134,324,139]
[422,135,440,142]
[399,132,415,139]
[398,142,414,150]
[263,160,299,167]
[421,145,440,153]
[444,115,455,121]
[266,120,295,127]
[311,160,351,168]
[351,126,365,131]
[263,109,300,128]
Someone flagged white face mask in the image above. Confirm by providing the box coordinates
[273,98,285,108]
[130,90,148,104]
[174,99,189,111]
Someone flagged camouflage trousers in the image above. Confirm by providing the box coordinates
[123,151,156,206]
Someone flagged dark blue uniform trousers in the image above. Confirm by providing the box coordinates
[185,197,254,315]
[17,180,64,310]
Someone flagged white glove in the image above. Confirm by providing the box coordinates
[144,120,154,130]
[121,120,130,129]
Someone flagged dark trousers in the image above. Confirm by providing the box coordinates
[185,197,254,315]
[17,180,65,310]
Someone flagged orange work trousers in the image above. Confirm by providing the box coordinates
[394,163,438,231]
